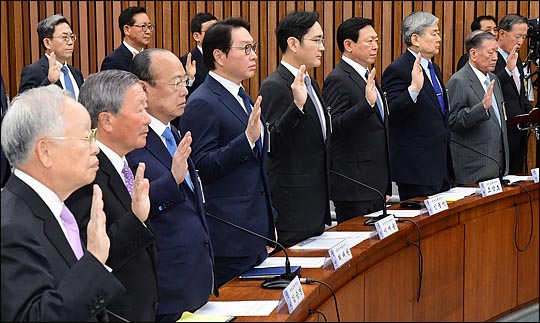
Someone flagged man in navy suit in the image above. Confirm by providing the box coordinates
[259,11,331,246]
[66,70,159,322]
[1,85,124,321]
[382,11,454,201]
[322,18,391,223]
[101,6,153,72]
[19,14,83,99]
[179,18,277,288]
[129,48,216,322]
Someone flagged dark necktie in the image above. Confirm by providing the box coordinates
[162,127,194,191]
[238,87,263,154]
[60,65,76,98]
[121,161,134,195]
[304,76,327,139]
[365,70,385,121]
[427,62,445,115]
[60,205,83,260]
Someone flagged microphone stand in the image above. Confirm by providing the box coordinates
[450,139,510,186]
[329,170,393,226]
[205,212,300,289]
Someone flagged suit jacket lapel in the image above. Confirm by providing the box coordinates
[97,152,132,211]
[9,176,78,265]
[207,76,249,126]
[146,128,174,169]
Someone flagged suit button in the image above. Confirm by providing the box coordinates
[154,301,159,310]
[89,308,96,314]
[261,191,266,196]
[204,240,209,247]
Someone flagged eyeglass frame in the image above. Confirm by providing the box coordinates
[304,37,325,46]
[228,42,258,55]
[156,76,190,90]
[46,128,97,144]
[131,23,154,32]
[50,33,77,42]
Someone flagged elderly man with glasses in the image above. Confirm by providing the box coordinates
[19,14,83,99]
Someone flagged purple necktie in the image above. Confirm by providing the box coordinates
[60,205,84,260]
[122,161,135,195]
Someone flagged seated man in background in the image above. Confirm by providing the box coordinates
[1,85,124,321]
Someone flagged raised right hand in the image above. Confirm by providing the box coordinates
[47,51,61,84]
[483,79,495,111]
[291,64,308,110]
[409,52,424,93]
[86,184,110,264]
[131,162,150,223]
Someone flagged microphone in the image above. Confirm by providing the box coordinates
[329,170,394,226]
[205,212,300,289]
[106,310,130,322]
[449,138,510,186]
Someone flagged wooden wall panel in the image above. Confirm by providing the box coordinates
[0,0,536,106]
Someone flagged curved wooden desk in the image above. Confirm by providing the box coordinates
[212,182,539,322]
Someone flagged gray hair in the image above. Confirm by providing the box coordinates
[465,30,496,52]
[498,14,528,32]
[37,14,71,50]
[1,85,70,166]
[401,12,439,47]
[78,70,141,128]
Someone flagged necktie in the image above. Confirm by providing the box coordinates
[121,161,134,195]
[60,65,76,98]
[304,76,327,139]
[365,70,385,121]
[484,78,501,125]
[238,87,263,154]
[512,69,521,94]
[60,205,84,260]
[427,62,445,115]
[162,127,194,191]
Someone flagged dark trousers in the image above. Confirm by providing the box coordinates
[156,313,181,322]
[397,180,451,201]
[334,199,384,224]
[214,253,266,288]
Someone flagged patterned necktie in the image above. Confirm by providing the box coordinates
[121,161,134,195]
[304,75,327,139]
[512,68,521,94]
[60,205,84,260]
[60,65,76,98]
[238,87,262,154]
[162,127,194,191]
[365,70,385,121]
[484,77,501,125]
[427,62,445,115]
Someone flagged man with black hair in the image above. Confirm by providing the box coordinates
[456,15,498,71]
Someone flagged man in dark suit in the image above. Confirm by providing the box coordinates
[322,18,391,223]
[1,73,11,188]
[101,6,153,72]
[259,11,331,247]
[19,14,83,99]
[179,18,277,287]
[1,85,124,321]
[66,70,159,322]
[456,15,498,71]
[448,31,509,184]
[382,11,454,201]
[129,48,217,321]
[494,14,533,174]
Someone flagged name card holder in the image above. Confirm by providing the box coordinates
[374,215,399,239]
[423,195,449,215]
[532,168,539,183]
[328,240,352,270]
[276,276,304,314]
[478,178,503,197]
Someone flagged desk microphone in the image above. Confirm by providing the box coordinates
[449,138,510,186]
[205,212,300,289]
[329,170,394,226]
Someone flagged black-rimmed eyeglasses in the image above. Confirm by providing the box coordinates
[229,42,258,55]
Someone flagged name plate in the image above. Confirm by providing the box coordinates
[479,178,503,197]
[423,195,449,215]
[532,168,539,183]
[282,276,304,313]
[374,215,399,239]
[328,239,352,269]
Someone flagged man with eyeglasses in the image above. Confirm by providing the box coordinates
[101,6,153,72]
[19,14,83,99]
[180,18,277,288]
[494,14,533,175]
[258,11,331,248]
[129,48,217,321]
[1,85,125,321]
[66,70,159,322]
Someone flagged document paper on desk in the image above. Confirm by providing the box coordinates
[254,257,326,268]
[289,231,373,250]
[195,301,279,316]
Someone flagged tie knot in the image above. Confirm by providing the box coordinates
[365,70,370,79]
[304,75,311,86]
[163,127,174,140]
[485,77,491,87]
[238,87,250,100]
[61,65,69,74]
[60,205,76,224]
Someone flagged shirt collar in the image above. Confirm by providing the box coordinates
[280,60,310,80]
[96,140,126,177]
[208,71,243,98]
[342,56,370,80]
[13,168,63,219]
[123,41,142,55]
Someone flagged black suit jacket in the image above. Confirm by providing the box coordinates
[180,47,208,97]
[1,175,125,322]
[456,52,469,71]
[19,55,84,95]
[66,152,159,322]
[381,50,454,190]
[1,73,10,187]
[259,63,331,247]
[494,54,532,174]
[101,43,134,72]
[323,59,391,202]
